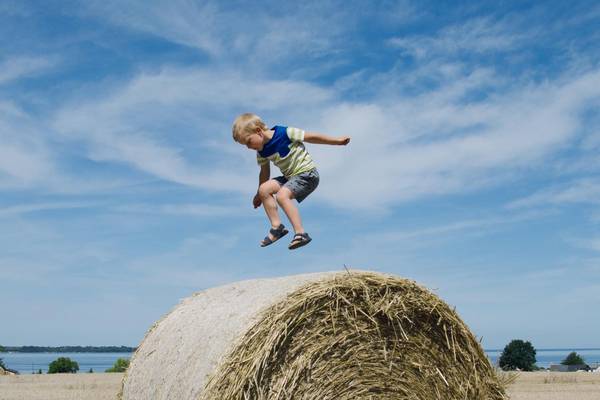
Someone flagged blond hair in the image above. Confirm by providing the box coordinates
[232,113,268,143]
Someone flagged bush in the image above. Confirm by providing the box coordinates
[48,357,79,374]
[561,352,585,365]
[499,339,537,371]
[106,358,130,372]
[0,358,5,369]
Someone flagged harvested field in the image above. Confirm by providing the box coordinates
[506,371,600,400]
[1,371,599,399]
[0,373,123,400]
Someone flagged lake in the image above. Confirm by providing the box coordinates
[2,349,599,374]
[1,352,133,374]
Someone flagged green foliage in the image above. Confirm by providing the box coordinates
[0,358,5,369]
[561,352,585,365]
[0,345,6,352]
[48,357,79,374]
[106,358,130,372]
[499,339,537,371]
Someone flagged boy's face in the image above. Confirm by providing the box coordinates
[244,129,264,151]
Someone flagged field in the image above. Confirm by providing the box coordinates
[0,373,123,400]
[0,371,599,399]
[507,371,600,400]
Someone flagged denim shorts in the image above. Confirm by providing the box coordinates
[274,169,320,203]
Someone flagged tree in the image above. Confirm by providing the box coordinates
[499,339,537,371]
[106,358,130,372]
[0,345,6,352]
[48,357,79,374]
[0,358,5,369]
[561,352,585,365]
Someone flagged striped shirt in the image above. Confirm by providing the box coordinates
[257,126,316,177]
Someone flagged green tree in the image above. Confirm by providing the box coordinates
[48,357,79,374]
[499,339,537,371]
[561,352,585,365]
[106,358,130,372]
[0,345,6,352]
[0,358,5,369]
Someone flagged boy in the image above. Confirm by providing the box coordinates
[232,113,350,249]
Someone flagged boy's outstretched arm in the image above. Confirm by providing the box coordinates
[304,131,350,145]
[253,163,270,208]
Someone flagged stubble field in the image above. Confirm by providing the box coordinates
[0,371,599,399]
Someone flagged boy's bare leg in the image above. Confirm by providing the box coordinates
[258,180,283,237]
[276,187,304,234]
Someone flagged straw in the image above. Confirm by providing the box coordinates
[200,271,506,399]
[121,270,506,400]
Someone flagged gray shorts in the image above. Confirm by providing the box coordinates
[274,169,320,203]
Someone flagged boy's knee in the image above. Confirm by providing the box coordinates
[258,181,278,199]
[276,188,294,204]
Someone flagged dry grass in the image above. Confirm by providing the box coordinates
[0,373,123,400]
[2,368,598,399]
[505,371,600,400]
[201,271,506,400]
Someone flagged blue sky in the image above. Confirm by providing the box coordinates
[1,0,599,349]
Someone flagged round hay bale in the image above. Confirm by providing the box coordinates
[121,270,506,399]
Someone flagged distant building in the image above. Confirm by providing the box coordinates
[549,364,590,372]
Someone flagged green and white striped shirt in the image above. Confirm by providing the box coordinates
[257,125,316,177]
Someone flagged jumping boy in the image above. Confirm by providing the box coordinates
[232,113,350,249]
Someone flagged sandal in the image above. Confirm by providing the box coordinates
[288,232,312,250]
[260,224,289,247]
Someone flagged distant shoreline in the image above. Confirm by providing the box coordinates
[1,346,136,353]
[485,348,600,352]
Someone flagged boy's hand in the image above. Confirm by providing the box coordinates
[338,136,351,145]
[253,193,262,208]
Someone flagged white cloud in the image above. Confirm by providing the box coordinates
[0,101,57,188]
[84,0,222,55]
[53,67,333,193]
[112,202,248,217]
[388,17,527,58]
[83,0,353,65]
[0,56,57,85]
[508,179,600,209]
[0,202,98,217]
[50,61,600,210]
[311,68,600,208]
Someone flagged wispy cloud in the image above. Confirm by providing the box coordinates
[351,209,552,247]
[0,56,57,85]
[112,202,247,217]
[565,236,600,253]
[0,202,97,217]
[313,68,600,209]
[49,59,600,210]
[508,179,600,209]
[0,102,56,188]
[53,67,333,193]
[388,17,527,58]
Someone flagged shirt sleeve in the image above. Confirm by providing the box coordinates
[256,153,269,166]
[286,126,305,142]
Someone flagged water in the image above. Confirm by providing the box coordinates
[0,352,132,374]
[2,349,599,374]
[485,348,600,369]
